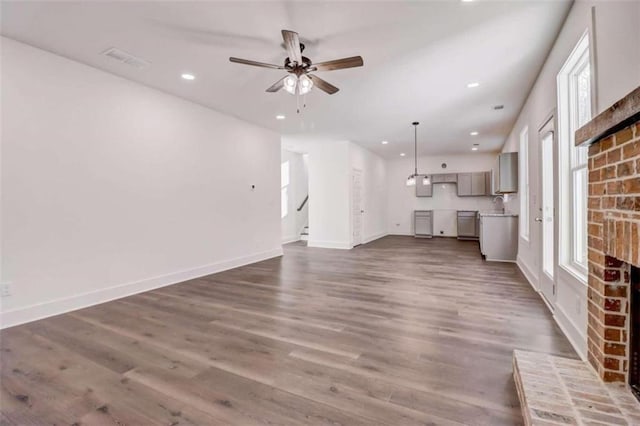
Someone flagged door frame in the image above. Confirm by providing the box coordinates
[537,111,558,309]
[351,168,364,247]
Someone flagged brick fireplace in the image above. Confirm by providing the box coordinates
[578,86,640,384]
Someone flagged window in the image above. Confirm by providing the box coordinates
[557,30,591,279]
[519,126,530,241]
[281,161,290,219]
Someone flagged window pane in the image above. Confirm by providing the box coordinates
[577,64,591,128]
[281,161,290,188]
[573,167,587,268]
[281,187,288,218]
[575,64,591,166]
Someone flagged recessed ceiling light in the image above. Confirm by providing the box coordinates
[470,131,479,136]
[467,82,480,88]
[381,140,389,145]
[400,153,406,157]
[276,115,286,120]
[181,73,195,80]
[461,0,474,2]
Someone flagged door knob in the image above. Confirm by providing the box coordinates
[535,217,543,222]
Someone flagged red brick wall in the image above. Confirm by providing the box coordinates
[587,121,640,382]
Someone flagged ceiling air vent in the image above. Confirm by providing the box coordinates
[101,47,150,69]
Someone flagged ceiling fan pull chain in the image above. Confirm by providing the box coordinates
[296,91,300,114]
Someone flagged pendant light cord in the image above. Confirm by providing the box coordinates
[414,124,418,176]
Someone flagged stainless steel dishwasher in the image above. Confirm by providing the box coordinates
[457,210,478,240]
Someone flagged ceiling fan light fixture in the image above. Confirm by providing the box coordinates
[298,74,314,95]
[283,75,298,95]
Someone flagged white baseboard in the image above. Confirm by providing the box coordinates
[517,255,539,291]
[0,247,283,329]
[307,240,352,249]
[361,232,388,245]
[282,236,301,244]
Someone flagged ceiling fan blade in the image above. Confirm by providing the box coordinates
[310,56,364,72]
[266,76,288,93]
[229,57,284,70]
[281,30,303,65]
[309,75,339,95]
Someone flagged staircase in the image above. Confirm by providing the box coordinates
[300,225,309,241]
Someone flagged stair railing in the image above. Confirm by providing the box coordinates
[297,195,309,212]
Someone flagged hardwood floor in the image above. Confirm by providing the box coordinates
[1,236,576,425]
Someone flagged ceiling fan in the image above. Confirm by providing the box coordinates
[229,30,363,96]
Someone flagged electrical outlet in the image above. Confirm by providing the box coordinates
[1,282,11,297]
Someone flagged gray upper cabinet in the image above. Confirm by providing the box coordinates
[485,171,494,195]
[493,152,518,193]
[457,173,472,196]
[416,174,433,197]
[471,172,486,195]
[432,173,457,184]
[457,172,488,196]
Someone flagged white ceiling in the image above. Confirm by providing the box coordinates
[1,0,572,158]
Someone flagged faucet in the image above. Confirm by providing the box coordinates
[492,195,505,214]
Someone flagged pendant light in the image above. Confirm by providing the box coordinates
[406,121,421,186]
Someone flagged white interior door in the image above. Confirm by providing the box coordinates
[538,118,556,306]
[352,169,363,247]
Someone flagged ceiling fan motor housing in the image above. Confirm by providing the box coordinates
[284,55,312,74]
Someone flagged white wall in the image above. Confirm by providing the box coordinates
[307,141,352,249]
[501,0,640,359]
[281,137,388,249]
[350,143,387,244]
[280,150,308,243]
[1,38,282,327]
[386,154,499,236]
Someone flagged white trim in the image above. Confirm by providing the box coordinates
[307,240,352,249]
[519,126,530,242]
[485,258,517,263]
[557,29,591,278]
[0,247,284,329]
[361,232,388,245]
[282,235,301,244]
[517,255,539,291]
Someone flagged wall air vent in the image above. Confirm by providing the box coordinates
[101,47,150,69]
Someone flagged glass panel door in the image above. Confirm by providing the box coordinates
[542,132,555,279]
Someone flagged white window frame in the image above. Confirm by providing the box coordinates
[519,126,530,242]
[557,30,592,282]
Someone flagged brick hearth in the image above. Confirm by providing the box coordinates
[580,87,640,383]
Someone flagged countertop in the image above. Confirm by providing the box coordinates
[479,211,519,217]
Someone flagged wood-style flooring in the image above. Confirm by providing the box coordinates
[0,236,576,425]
